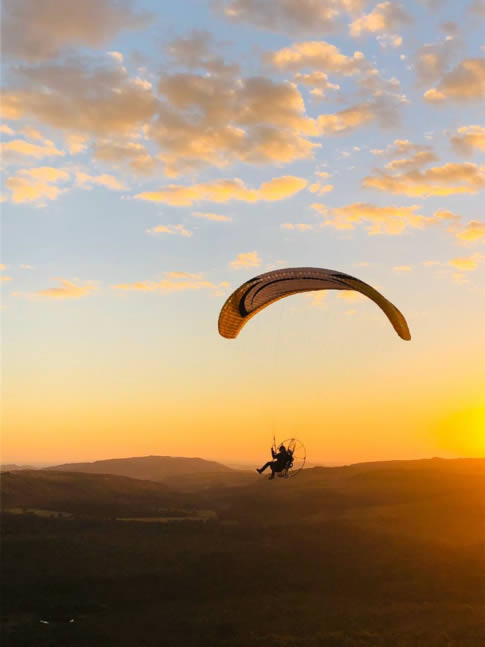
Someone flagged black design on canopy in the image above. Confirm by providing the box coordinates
[218,267,411,340]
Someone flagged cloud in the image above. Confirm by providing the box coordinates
[1,276,13,282]
[316,103,377,135]
[415,39,458,85]
[2,0,152,61]
[307,291,328,308]
[266,41,368,76]
[453,221,485,244]
[450,125,485,156]
[432,209,461,225]
[469,0,485,16]
[363,163,485,197]
[107,51,124,63]
[0,124,15,135]
[65,134,89,154]
[6,167,70,204]
[350,2,412,37]
[281,223,314,231]
[3,57,158,138]
[93,139,157,175]
[385,150,438,171]
[448,254,483,271]
[146,224,192,237]
[230,251,262,269]
[424,58,485,103]
[152,73,319,175]
[294,72,340,97]
[135,176,307,206]
[337,291,365,301]
[75,171,125,191]
[167,29,239,77]
[214,0,366,35]
[323,202,427,235]
[113,272,229,294]
[150,73,322,175]
[18,279,98,300]
[376,34,402,49]
[191,212,232,222]
[393,265,412,272]
[309,182,334,195]
[371,139,437,170]
[3,51,397,179]
[1,138,64,160]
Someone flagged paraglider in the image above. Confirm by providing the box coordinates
[218,267,411,340]
[257,438,306,479]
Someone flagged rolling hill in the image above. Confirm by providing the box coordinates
[45,455,235,482]
[1,469,193,517]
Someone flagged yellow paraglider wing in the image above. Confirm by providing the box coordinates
[218,267,411,340]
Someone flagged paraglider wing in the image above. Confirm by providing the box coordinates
[218,267,411,340]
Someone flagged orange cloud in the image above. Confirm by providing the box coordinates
[191,212,232,222]
[415,39,457,85]
[230,251,262,269]
[2,0,152,61]
[266,41,367,76]
[6,167,70,204]
[152,74,318,175]
[281,223,314,231]
[1,138,64,159]
[113,273,228,294]
[363,163,485,197]
[75,171,125,191]
[448,254,483,271]
[450,126,485,156]
[294,71,340,96]
[19,279,98,300]
[316,103,376,135]
[454,221,485,243]
[309,183,334,195]
[350,2,412,36]
[216,0,366,34]
[146,224,192,237]
[424,58,485,103]
[93,140,157,175]
[337,291,365,301]
[2,59,158,138]
[167,30,239,78]
[323,202,426,235]
[65,134,89,155]
[135,176,307,206]
[385,150,437,171]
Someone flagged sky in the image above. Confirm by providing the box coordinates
[1,0,484,466]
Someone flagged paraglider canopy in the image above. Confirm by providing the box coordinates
[218,267,411,341]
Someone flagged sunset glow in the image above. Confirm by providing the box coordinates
[1,0,484,466]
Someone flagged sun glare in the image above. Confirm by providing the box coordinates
[433,405,485,456]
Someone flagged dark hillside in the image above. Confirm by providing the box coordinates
[1,470,195,517]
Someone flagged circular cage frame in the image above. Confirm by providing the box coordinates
[275,437,306,478]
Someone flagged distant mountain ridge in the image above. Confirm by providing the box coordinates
[46,455,234,483]
[0,464,36,472]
